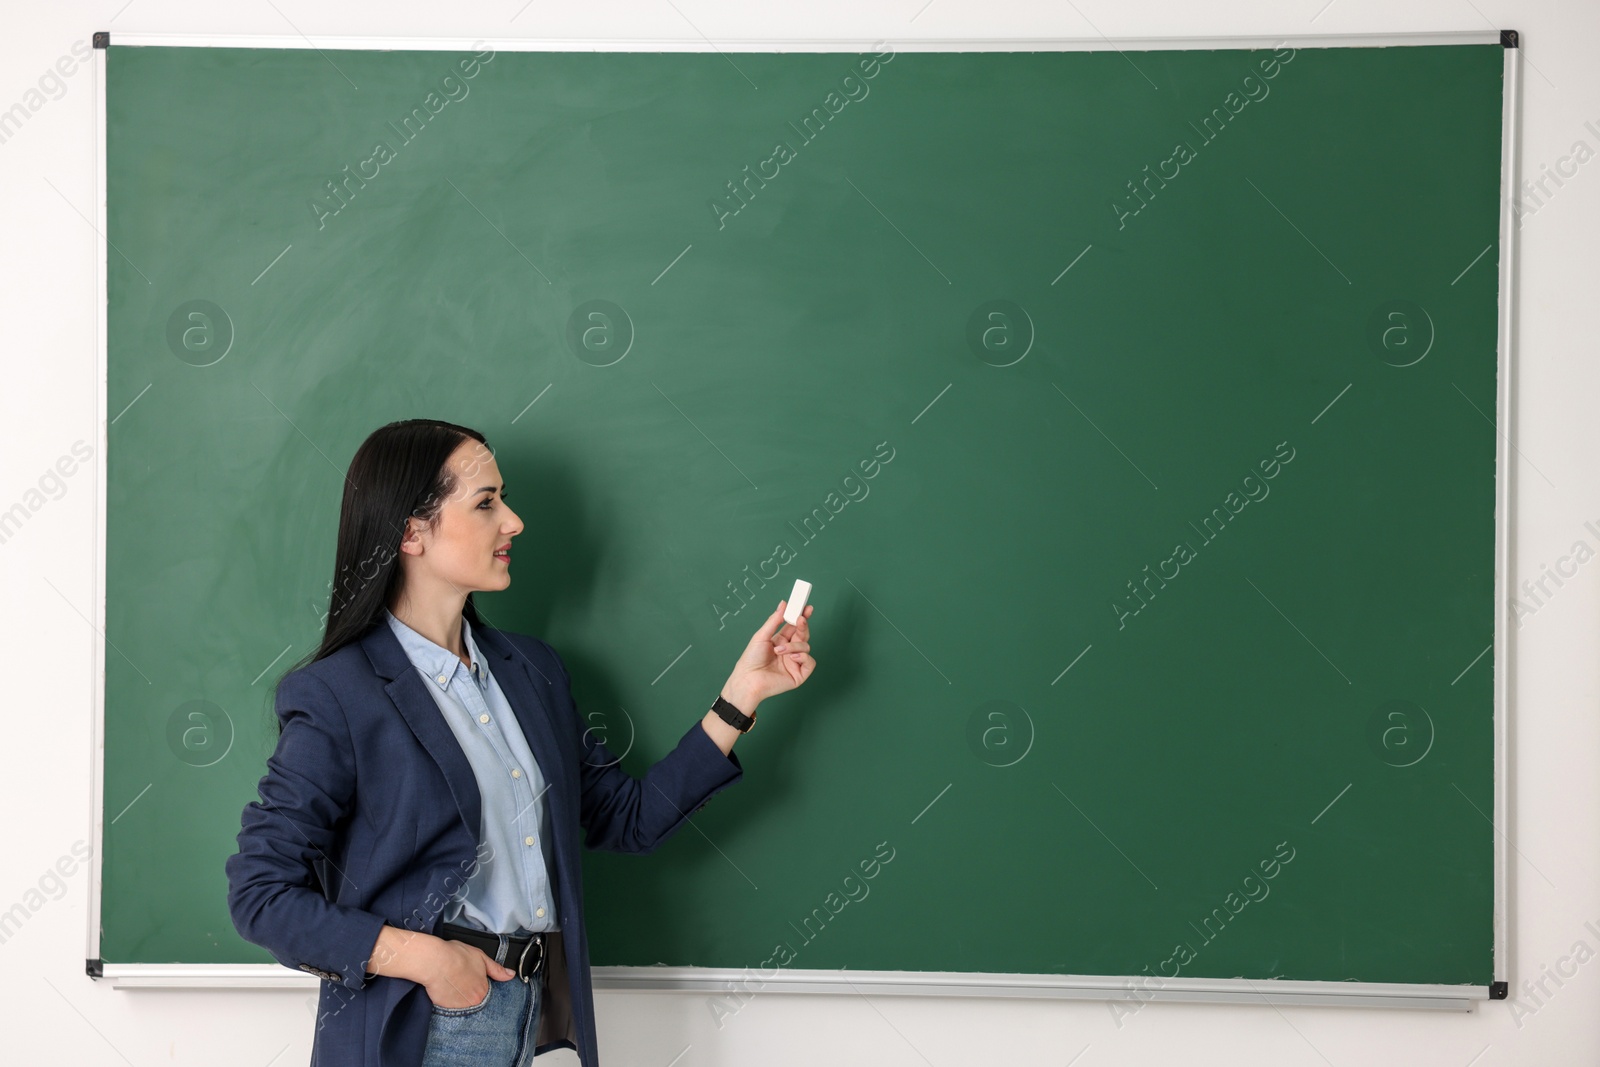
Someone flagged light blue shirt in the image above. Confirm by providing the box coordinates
[385,609,558,934]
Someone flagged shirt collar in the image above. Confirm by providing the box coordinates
[384,609,489,692]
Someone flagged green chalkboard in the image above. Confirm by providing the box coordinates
[100,38,1506,990]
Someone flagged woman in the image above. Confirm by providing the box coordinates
[226,419,815,1067]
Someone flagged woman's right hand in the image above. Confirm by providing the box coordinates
[722,600,817,709]
[423,938,517,1009]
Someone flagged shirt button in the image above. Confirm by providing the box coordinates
[536,907,545,918]
[511,769,521,779]
[436,674,447,684]
[480,714,490,724]
[524,836,535,846]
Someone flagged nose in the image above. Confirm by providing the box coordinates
[504,505,524,537]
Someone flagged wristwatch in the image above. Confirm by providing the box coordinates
[711,694,756,733]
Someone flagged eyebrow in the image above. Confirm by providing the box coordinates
[471,484,505,496]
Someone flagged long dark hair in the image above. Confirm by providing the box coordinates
[280,418,490,688]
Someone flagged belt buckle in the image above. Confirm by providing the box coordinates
[515,934,544,983]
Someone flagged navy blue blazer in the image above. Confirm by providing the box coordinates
[226,618,745,1067]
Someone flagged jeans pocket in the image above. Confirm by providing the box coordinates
[430,982,494,1016]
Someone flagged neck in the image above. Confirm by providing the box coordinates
[389,589,470,660]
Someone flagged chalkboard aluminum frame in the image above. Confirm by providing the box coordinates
[87,28,1518,1012]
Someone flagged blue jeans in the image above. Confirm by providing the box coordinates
[421,933,544,1067]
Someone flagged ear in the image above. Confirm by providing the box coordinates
[396,515,425,557]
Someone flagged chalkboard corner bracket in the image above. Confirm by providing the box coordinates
[1499,29,1519,49]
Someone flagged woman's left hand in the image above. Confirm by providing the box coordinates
[723,599,816,709]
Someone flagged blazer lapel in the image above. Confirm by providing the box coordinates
[474,625,569,836]
[361,621,483,842]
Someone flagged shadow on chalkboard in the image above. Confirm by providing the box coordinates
[502,453,877,959]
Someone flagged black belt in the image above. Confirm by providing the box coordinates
[438,922,546,983]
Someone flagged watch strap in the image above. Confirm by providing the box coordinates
[712,694,756,733]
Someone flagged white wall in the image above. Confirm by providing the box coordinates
[3,0,1596,1063]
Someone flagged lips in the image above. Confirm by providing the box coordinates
[494,542,511,563]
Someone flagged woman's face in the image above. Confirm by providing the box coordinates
[401,438,524,596]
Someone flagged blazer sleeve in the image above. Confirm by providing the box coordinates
[225,669,388,990]
[534,637,744,855]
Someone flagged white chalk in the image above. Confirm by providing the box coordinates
[783,580,812,626]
